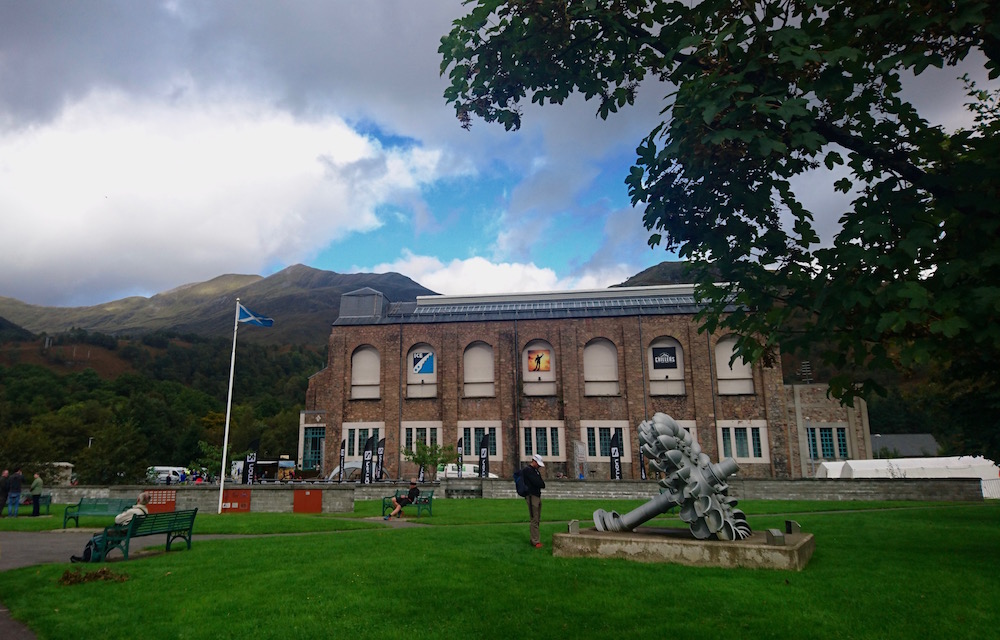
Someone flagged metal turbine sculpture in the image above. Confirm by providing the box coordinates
[593,412,752,540]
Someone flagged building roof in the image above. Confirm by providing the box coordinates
[332,284,730,326]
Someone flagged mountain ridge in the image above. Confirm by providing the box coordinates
[0,265,437,346]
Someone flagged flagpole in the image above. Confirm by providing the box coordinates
[218,298,242,514]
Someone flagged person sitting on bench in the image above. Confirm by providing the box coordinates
[71,492,150,562]
[384,479,419,520]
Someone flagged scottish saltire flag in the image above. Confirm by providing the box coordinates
[237,302,273,327]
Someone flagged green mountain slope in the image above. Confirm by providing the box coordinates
[0,265,436,346]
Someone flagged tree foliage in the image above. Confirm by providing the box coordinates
[0,334,325,481]
[440,1,1000,412]
[403,441,458,474]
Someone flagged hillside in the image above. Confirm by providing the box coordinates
[0,265,436,347]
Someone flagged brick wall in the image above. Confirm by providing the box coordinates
[305,312,800,479]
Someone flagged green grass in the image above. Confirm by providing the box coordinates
[1,500,997,639]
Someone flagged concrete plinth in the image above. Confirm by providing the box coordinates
[552,526,815,571]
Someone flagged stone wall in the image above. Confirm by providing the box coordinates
[45,477,982,513]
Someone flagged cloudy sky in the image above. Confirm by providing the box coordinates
[0,2,993,308]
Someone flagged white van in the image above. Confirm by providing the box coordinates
[147,466,186,484]
[436,463,498,479]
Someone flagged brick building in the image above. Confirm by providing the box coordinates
[299,285,870,480]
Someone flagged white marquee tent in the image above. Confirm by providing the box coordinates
[815,456,1000,499]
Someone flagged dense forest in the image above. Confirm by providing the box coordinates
[0,329,325,484]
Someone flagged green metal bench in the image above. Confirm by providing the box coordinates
[63,497,135,528]
[381,489,434,518]
[95,508,198,562]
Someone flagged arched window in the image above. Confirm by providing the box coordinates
[463,341,495,397]
[716,337,754,395]
[583,338,619,396]
[406,343,437,398]
[648,336,685,395]
[350,345,380,399]
[522,339,556,396]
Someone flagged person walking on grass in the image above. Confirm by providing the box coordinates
[30,472,43,516]
[522,454,546,548]
[385,478,420,519]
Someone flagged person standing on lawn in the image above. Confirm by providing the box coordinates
[0,469,9,517]
[6,469,23,518]
[522,453,546,548]
[30,472,43,516]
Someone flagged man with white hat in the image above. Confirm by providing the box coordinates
[522,453,546,548]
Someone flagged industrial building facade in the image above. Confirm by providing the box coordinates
[299,285,870,481]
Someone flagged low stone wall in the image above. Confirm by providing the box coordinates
[44,477,983,513]
[47,484,355,513]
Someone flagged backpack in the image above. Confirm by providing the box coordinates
[513,468,530,497]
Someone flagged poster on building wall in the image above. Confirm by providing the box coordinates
[609,432,623,480]
[479,433,490,478]
[457,437,464,478]
[652,346,678,369]
[338,439,346,483]
[412,352,434,374]
[527,349,551,372]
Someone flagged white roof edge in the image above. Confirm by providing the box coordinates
[415,284,701,307]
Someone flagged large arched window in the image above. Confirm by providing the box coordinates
[350,345,380,399]
[648,336,685,395]
[522,339,556,396]
[583,338,619,396]
[406,343,437,398]
[463,341,495,397]
[716,337,754,395]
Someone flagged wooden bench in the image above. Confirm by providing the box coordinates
[63,497,135,528]
[19,494,52,515]
[95,508,198,562]
[381,489,434,518]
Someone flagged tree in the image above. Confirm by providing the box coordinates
[403,441,458,476]
[440,2,1000,414]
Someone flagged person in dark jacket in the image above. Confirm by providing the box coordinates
[522,454,546,548]
[0,469,9,517]
[6,469,23,518]
[385,479,420,519]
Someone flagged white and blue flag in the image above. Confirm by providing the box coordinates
[237,302,273,327]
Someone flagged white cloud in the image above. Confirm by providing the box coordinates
[0,89,452,305]
[369,250,632,296]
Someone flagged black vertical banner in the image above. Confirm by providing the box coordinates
[609,432,623,480]
[362,435,376,484]
[243,452,257,484]
[638,447,647,481]
[457,437,464,478]
[375,438,385,481]
[338,439,346,483]
[418,465,425,482]
[479,433,490,478]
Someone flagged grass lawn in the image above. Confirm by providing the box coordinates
[1,499,997,639]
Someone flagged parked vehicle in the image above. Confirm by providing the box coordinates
[146,466,186,484]
[436,463,498,479]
